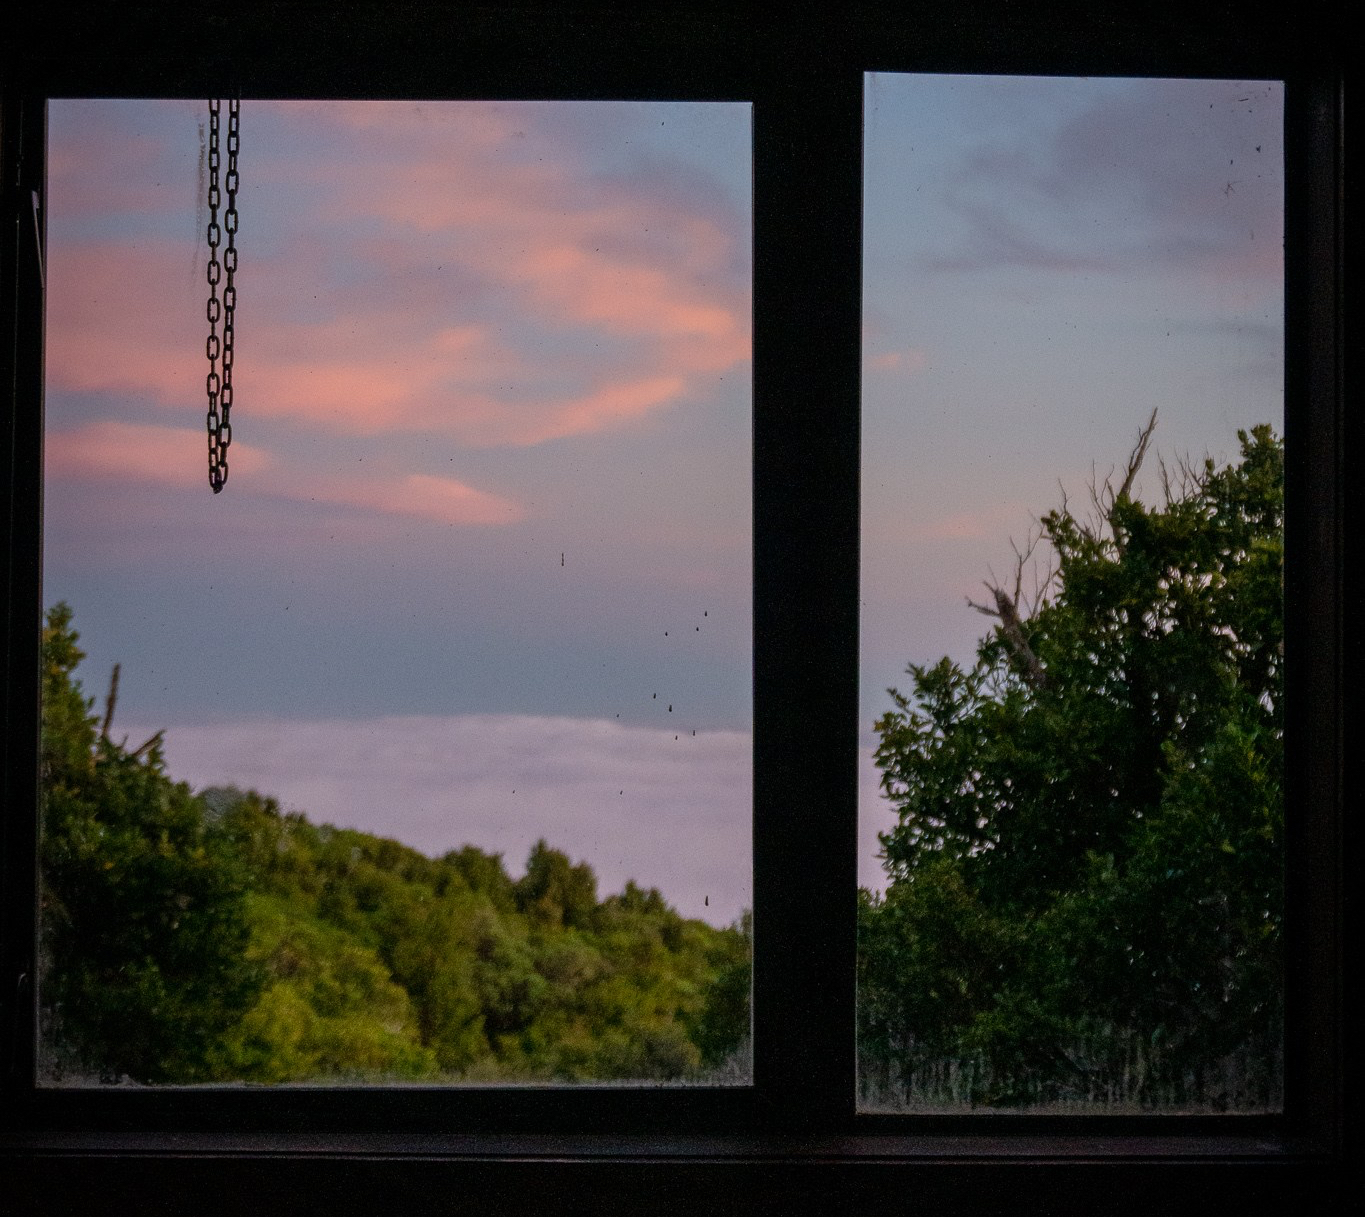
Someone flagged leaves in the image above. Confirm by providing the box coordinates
[40,606,259,1083]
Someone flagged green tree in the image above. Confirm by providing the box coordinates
[688,908,752,1074]
[442,844,517,913]
[859,420,1283,1109]
[39,604,260,1083]
[209,893,436,1083]
[514,839,598,930]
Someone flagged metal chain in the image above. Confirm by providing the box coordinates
[206,99,240,492]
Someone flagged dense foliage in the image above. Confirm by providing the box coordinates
[858,424,1283,1110]
[39,606,750,1085]
[39,605,259,1083]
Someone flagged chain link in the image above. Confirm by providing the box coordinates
[206,99,239,492]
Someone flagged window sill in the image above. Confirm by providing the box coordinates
[3,1126,1348,1217]
[0,1126,1326,1160]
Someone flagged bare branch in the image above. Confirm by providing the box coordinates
[967,582,998,617]
[968,578,1048,691]
[100,663,120,742]
[1087,460,1107,516]
[1024,543,1060,618]
[130,730,164,761]
[1082,461,1116,541]
[1177,450,1207,494]
[1115,407,1159,504]
[990,585,1048,690]
[966,413,1164,694]
[965,412,1166,694]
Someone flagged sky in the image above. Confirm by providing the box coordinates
[859,75,1283,885]
[42,78,1283,926]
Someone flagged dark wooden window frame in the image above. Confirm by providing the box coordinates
[1,4,1351,1213]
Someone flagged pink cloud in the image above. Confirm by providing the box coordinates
[1184,240,1284,311]
[909,501,1037,543]
[316,101,522,146]
[45,420,273,488]
[288,102,751,432]
[298,471,524,526]
[46,241,204,404]
[443,375,689,448]
[233,298,695,447]
[243,360,438,432]
[867,349,928,374]
[510,242,742,345]
[48,211,745,449]
[46,420,522,527]
[916,510,998,541]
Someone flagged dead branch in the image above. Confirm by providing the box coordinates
[1010,530,1055,617]
[968,581,1048,690]
[963,412,1162,695]
[100,663,120,741]
[1081,409,1161,549]
[130,730,164,761]
[1114,407,1159,504]
[1159,449,1207,506]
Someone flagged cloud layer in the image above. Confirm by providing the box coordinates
[130,712,752,927]
[925,79,1283,290]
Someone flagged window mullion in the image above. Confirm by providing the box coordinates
[1281,70,1346,1152]
[0,93,46,1105]
[751,67,862,1129]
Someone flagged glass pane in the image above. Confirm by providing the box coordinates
[859,75,1283,1111]
[40,99,752,1086]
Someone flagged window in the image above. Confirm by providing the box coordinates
[37,96,754,1089]
[858,74,1287,1112]
[0,4,1349,1213]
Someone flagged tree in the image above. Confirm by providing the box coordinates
[688,908,752,1075]
[39,604,260,1083]
[514,840,598,930]
[211,791,749,1083]
[208,892,437,1083]
[859,420,1283,1109]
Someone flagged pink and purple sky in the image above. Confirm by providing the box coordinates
[42,78,1282,927]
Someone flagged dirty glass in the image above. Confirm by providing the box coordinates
[858,75,1284,1111]
[39,99,752,1086]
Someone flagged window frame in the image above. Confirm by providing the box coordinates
[0,4,1351,1213]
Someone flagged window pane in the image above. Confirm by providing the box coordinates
[859,75,1283,1111]
[40,99,752,1086]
